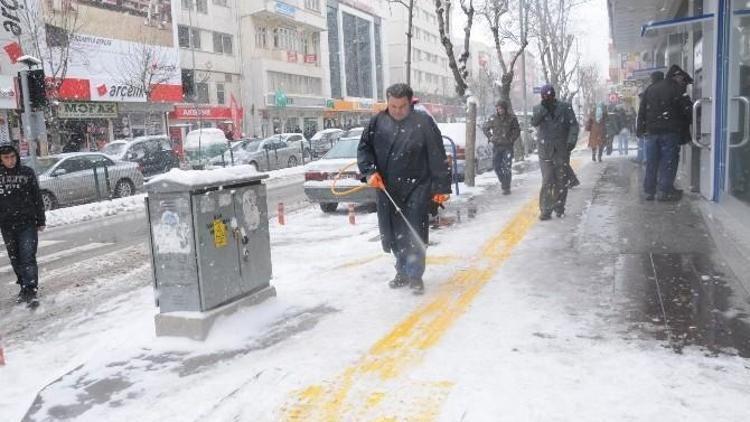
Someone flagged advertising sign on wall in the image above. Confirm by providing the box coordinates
[0,1,183,103]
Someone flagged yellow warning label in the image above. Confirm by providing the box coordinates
[213,219,228,248]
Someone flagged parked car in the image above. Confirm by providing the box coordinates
[32,152,144,211]
[184,128,231,169]
[208,135,305,171]
[102,135,179,178]
[274,132,311,160]
[438,122,494,182]
[309,128,344,158]
[342,127,365,140]
[303,137,376,213]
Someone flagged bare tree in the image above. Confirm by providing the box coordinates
[17,0,83,150]
[528,0,582,101]
[479,0,529,109]
[577,63,603,115]
[434,0,475,98]
[388,0,416,85]
[114,41,178,101]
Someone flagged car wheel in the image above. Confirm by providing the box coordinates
[114,179,135,198]
[41,191,57,211]
[319,202,338,213]
[287,155,298,167]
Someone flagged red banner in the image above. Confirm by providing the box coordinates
[304,54,317,64]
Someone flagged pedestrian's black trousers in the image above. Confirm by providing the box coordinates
[493,145,514,190]
[539,158,569,215]
[1,224,39,290]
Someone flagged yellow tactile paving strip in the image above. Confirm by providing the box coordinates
[281,196,540,421]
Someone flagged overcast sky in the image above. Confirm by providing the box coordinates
[453,0,612,80]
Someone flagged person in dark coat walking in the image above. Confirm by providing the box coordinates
[530,84,580,220]
[636,64,693,201]
[357,83,452,294]
[482,100,520,194]
[0,143,46,305]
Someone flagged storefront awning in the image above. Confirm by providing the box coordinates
[640,14,714,38]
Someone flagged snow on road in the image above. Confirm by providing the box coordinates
[3,162,750,421]
[44,166,307,228]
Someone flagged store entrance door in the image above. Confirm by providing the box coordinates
[722,6,750,216]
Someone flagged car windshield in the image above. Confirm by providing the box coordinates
[102,143,127,156]
[322,138,359,159]
[36,157,61,174]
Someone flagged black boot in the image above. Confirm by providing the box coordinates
[388,274,409,289]
[408,277,424,295]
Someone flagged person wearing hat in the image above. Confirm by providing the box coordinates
[0,143,45,306]
[636,64,693,201]
[482,99,520,194]
[530,84,580,220]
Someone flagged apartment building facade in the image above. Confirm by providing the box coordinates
[386,1,454,102]
[324,0,388,129]
[172,0,243,140]
[238,0,330,137]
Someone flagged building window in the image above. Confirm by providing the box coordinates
[181,0,191,9]
[178,25,201,49]
[196,0,208,13]
[304,0,320,11]
[213,32,233,55]
[196,82,209,103]
[225,73,233,83]
[216,82,225,104]
[255,26,267,48]
[213,0,228,6]
[273,27,298,51]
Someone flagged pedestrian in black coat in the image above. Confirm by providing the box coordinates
[0,144,45,304]
[636,64,693,201]
[357,83,452,294]
[530,84,580,220]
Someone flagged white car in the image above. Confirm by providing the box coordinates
[303,137,377,213]
[438,122,494,182]
[309,128,344,158]
[208,136,305,171]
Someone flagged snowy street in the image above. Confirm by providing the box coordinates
[2,154,749,421]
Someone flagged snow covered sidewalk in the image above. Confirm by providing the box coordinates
[3,155,750,421]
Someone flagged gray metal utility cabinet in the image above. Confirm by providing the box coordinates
[144,168,275,340]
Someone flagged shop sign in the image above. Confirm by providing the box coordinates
[170,104,237,120]
[304,54,317,64]
[59,102,118,119]
[275,1,296,17]
[91,80,147,103]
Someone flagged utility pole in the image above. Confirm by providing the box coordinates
[19,68,36,170]
[406,0,414,85]
[520,0,529,155]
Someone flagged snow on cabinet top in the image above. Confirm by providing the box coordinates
[145,165,268,193]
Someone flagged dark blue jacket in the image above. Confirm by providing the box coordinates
[357,109,451,251]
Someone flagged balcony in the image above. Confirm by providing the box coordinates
[247,0,326,31]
